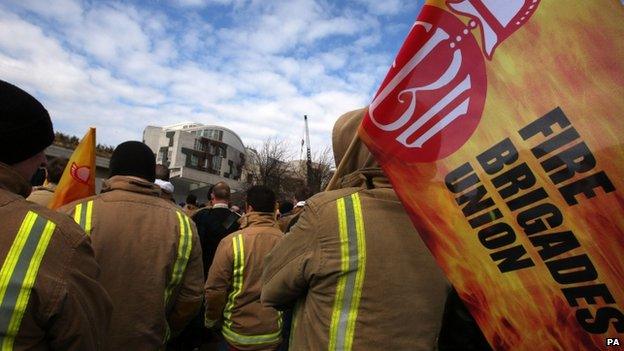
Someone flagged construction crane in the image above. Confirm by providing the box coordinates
[304,115,313,189]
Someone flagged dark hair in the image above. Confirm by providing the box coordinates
[279,200,294,214]
[212,181,231,200]
[246,185,276,213]
[109,141,156,182]
[186,194,197,206]
[47,157,68,184]
[155,164,170,181]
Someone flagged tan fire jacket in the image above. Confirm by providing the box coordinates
[26,183,56,207]
[60,175,204,350]
[205,212,283,350]
[262,108,449,350]
[0,162,112,350]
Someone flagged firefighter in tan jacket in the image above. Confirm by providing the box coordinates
[262,108,449,350]
[60,141,204,350]
[0,80,112,349]
[205,185,283,351]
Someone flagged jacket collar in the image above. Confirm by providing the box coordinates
[0,162,32,198]
[101,175,161,197]
[337,167,391,190]
[239,211,279,229]
[32,182,57,193]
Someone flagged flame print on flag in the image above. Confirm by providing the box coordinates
[360,0,624,349]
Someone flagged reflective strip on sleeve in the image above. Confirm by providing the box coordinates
[0,211,56,350]
[165,212,193,305]
[222,323,281,347]
[219,235,283,347]
[328,193,367,351]
[289,300,302,348]
[163,212,193,343]
[73,200,94,235]
[222,234,244,328]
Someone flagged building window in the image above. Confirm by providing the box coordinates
[166,131,175,146]
[211,156,221,172]
[194,139,207,152]
[190,154,199,167]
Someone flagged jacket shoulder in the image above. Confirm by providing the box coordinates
[18,199,88,248]
[305,187,361,213]
[57,195,99,214]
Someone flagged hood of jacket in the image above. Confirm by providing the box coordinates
[0,162,32,198]
[326,107,390,191]
[239,211,279,230]
[101,175,161,197]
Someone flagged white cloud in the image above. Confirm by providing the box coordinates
[356,0,403,16]
[0,0,416,154]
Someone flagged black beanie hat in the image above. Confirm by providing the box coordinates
[0,80,54,165]
[109,141,156,182]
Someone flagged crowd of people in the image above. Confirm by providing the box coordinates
[0,79,490,350]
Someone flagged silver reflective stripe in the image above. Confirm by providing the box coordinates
[328,193,367,351]
[0,211,56,350]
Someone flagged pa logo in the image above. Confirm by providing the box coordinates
[606,337,621,347]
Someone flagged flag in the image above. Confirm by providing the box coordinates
[359,1,623,349]
[49,128,96,209]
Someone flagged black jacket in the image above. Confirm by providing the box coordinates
[192,207,240,277]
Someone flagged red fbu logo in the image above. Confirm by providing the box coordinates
[606,337,621,347]
[70,162,91,185]
[362,1,540,163]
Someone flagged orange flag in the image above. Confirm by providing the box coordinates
[49,128,96,209]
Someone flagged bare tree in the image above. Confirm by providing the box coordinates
[286,146,334,198]
[307,146,334,195]
[243,137,293,195]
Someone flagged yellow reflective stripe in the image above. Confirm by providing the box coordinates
[73,203,83,226]
[165,212,193,305]
[289,300,302,348]
[84,201,94,235]
[0,212,56,350]
[223,234,244,328]
[328,193,367,351]
[163,212,193,343]
[72,201,94,236]
[329,198,348,350]
[0,213,37,304]
[222,324,281,346]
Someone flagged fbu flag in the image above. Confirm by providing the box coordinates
[49,128,96,209]
[360,0,624,349]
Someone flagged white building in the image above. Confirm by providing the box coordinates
[143,123,247,203]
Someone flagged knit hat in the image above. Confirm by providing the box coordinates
[0,80,54,165]
[109,141,156,182]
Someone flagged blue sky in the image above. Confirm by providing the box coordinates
[0,0,424,154]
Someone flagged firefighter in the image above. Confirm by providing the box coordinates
[205,185,283,351]
[60,141,204,350]
[0,80,111,349]
[262,108,449,350]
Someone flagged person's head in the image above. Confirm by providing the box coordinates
[155,164,170,181]
[46,157,68,184]
[245,185,276,213]
[186,194,197,207]
[326,107,378,191]
[279,200,294,215]
[211,181,231,203]
[0,80,55,181]
[109,141,156,182]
